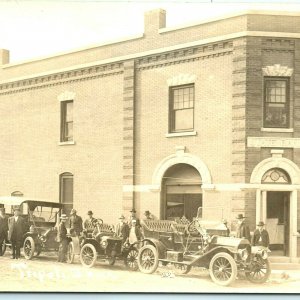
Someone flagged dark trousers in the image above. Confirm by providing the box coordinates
[0,233,6,255]
[11,239,21,259]
[58,239,68,262]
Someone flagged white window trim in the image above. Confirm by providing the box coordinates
[261,128,294,133]
[58,91,76,102]
[165,131,197,138]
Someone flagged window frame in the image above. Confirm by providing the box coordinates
[60,100,74,142]
[169,84,195,133]
[59,172,74,216]
[263,77,290,129]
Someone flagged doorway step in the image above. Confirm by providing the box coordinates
[269,256,300,270]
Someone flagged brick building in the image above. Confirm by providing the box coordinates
[0,9,300,260]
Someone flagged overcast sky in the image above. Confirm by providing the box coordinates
[1,0,300,63]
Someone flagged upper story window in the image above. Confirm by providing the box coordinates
[61,100,73,142]
[264,77,289,128]
[169,84,194,133]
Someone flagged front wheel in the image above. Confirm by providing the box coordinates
[80,243,97,268]
[245,258,271,284]
[137,244,159,274]
[209,252,237,286]
[66,242,75,264]
[23,237,35,260]
[125,248,139,271]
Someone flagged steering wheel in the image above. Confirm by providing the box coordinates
[187,219,206,235]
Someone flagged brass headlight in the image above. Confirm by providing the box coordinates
[238,248,249,261]
[101,240,108,249]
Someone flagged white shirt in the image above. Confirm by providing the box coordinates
[129,227,138,244]
[14,216,18,222]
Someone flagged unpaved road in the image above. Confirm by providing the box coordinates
[0,254,299,293]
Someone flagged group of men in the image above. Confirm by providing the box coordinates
[0,207,25,259]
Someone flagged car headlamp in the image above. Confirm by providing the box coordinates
[238,248,249,261]
[261,249,268,260]
[101,240,108,249]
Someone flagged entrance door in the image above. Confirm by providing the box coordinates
[266,191,290,256]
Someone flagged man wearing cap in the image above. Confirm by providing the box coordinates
[68,209,83,236]
[128,208,141,228]
[8,207,25,259]
[84,211,97,232]
[115,215,129,244]
[57,214,68,263]
[0,208,8,256]
[252,221,270,248]
[236,214,251,242]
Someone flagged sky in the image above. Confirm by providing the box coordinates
[1,0,300,63]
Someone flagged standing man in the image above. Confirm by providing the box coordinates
[8,207,25,259]
[115,215,129,244]
[57,214,68,263]
[0,208,8,256]
[128,219,142,245]
[69,209,83,236]
[222,219,230,237]
[83,211,97,231]
[236,214,251,242]
[128,208,140,228]
[252,221,270,248]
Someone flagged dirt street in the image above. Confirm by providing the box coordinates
[0,255,299,293]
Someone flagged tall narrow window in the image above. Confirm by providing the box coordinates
[61,100,73,142]
[264,78,289,128]
[169,84,194,133]
[60,172,73,216]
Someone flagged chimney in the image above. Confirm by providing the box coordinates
[144,9,166,35]
[0,49,9,65]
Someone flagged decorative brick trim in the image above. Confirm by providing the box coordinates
[262,64,294,77]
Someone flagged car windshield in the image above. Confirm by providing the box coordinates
[30,206,60,222]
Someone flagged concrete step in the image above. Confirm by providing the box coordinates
[270,262,300,270]
[269,256,291,263]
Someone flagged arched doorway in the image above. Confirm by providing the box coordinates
[161,163,202,221]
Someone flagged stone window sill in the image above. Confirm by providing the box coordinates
[261,128,294,133]
[165,131,197,138]
[58,141,76,146]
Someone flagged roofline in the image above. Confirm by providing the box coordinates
[1,30,300,86]
[2,9,300,69]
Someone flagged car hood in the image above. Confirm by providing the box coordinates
[211,236,250,248]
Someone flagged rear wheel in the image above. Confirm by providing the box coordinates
[245,258,271,284]
[80,243,97,268]
[23,237,35,260]
[125,248,139,271]
[209,252,237,286]
[66,242,75,264]
[138,244,159,274]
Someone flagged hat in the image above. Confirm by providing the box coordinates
[236,214,246,219]
[60,214,67,220]
[87,210,93,215]
[130,208,136,213]
[144,210,150,216]
[257,221,265,226]
[70,209,77,214]
[119,215,125,220]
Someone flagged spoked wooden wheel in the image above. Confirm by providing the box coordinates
[245,258,271,284]
[138,245,159,274]
[80,243,97,268]
[174,263,191,274]
[209,252,237,286]
[23,237,35,260]
[66,241,75,264]
[125,248,139,271]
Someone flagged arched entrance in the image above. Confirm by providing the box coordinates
[161,163,202,221]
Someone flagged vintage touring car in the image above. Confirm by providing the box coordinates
[137,215,271,286]
[0,196,76,261]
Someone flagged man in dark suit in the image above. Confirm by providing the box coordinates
[8,207,25,259]
[115,215,129,244]
[57,214,68,263]
[68,209,83,236]
[236,213,251,242]
[252,221,270,248]
[0,208,8,256]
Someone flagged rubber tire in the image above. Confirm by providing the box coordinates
[66,242,75,264]
[137,244,159,274]
[209,252,237,286]
[125,248,139,271]
[80,243,97,268]
[245,258,271,284]
[23,236,35,260]
[174,263,192,274]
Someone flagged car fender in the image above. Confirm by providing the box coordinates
[82,238,100,252]
[142,238,167,259]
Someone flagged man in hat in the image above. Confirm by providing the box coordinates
[128,208,140,228]
[57,214,68,263]
[236,214,251,242]
[222,219,230,237]
[144,210,154,220]
[252,221,270,248]
[8,207,25,259]
[68,209,83,236]
[127,219,143,246]
[83,210,97,232]
[115,215,129,244]
[0,208,8,256]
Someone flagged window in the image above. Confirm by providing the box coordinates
[169,85,194,133]
[264,78,289,128]
[61,101,73,142]
[59,172,73,216]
